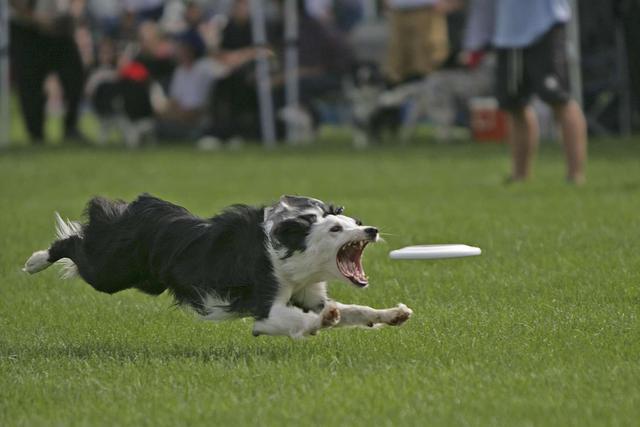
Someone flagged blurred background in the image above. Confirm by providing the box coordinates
[0,0,638,149]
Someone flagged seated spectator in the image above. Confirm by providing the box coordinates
[85,38,121,144]
[207,0,355,143]
[135,21,176,90]
[87,38,155,147]
[155,30,226,141]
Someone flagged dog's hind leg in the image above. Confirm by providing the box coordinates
[331,302,413,328]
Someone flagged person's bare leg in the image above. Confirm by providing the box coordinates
[508,106,539,181]
[552,100,587,184]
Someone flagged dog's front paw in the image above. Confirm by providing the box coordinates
[386,303,413,326]
[320,304,341,328]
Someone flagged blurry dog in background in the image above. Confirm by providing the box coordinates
[24,194,412,338]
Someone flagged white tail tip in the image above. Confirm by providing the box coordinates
[23,250,52,274]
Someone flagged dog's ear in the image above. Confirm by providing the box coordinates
[271,217,311,259]
[279,195,328,212]
[326,204,344,216]
[279,195,298,204]
[279,195,314,208]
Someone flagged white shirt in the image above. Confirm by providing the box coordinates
[464,0,571,49]
[169,58,226,110]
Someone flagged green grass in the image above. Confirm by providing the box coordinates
[1,139,639,426]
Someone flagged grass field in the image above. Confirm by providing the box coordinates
[1,139,639,426]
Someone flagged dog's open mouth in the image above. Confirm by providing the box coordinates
[337,240,370,287]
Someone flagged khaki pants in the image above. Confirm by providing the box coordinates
[386,7,449,83]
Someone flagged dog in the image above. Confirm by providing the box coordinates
[23,194,412,338]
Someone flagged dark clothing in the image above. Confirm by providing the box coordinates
[208,19,261,140]
[297,14,354,77]
[10,22,84,141]
[134,4,165,24]
[209,76,260,140]
[136,55,175,91]
[615,0,640,122]
[221,19,254,50]
[496,24,570,111]
[120,80,153,121]
[92,80,120,116]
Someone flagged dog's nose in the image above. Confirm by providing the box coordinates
[364,227,378,238]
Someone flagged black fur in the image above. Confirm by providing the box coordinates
[47,194,280,319]
[272,216,314,259]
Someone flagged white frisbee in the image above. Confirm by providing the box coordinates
[389,244,482,260]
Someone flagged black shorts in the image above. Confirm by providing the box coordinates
[496,24,571,110]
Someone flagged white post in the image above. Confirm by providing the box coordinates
[250,0,276,147]
[567,0,583,107]
[0,0,10,147]
[283,0,299,143]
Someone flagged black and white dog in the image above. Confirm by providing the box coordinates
[23,194,412,338]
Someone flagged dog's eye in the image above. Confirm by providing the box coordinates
[354,218,362,226]
[329,225,343,232]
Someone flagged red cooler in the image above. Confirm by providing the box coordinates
[469,97,508,143]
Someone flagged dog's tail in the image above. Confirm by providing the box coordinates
[23,213,83,278]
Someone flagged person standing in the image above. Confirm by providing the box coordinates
[9,0,87,144]
[465,0,588,184]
